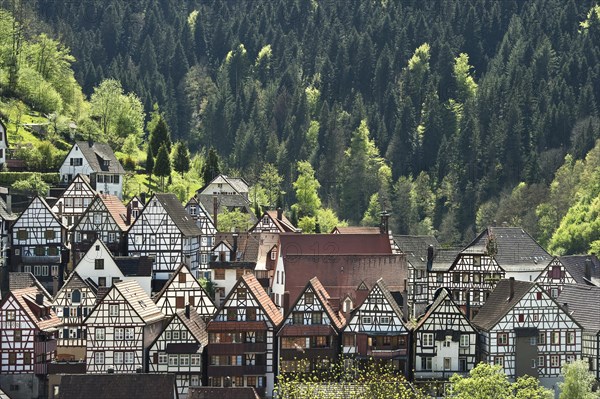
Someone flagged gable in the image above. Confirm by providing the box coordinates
[85,286,144,326]
[415,291,476,334]
[347,283,407,333]
[73,240,124,279]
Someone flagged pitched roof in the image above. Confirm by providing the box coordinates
[214,232,261,262]
[176,307,208,346]
[153,263,213,306]
[415,288,474,331]
[0,386,11,399]
[53,271,98,301]
[14,196,67,229]
[58,374,177,399]
[152,193,202,236]
[464,227,551,272]
[558,255,600,285]
[309,277,345,329]
[73,141,125,174]
[113,281,164,324]
[333,226,381,234]
[10,287,61,331]
[98,194,129,230]
[557,284,600,333]
[263,210,297,232]
[280,233,392,255]
[188,387,260,399]
[0,196,16,221]
[242,273,283,326]
[394,235,440,270]
[9,272,51,298]
[114,256,153,277]
[472,279,535,331]
[428,248,463,272]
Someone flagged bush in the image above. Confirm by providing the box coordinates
[0,172,60,186]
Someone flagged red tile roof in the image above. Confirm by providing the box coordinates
[11,287,61,331]
[99,194,129,231]
[243,273,283,326]
[280,233,392,256]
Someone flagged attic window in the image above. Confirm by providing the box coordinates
[103,160,110,168]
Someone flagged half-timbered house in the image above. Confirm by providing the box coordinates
[84,280,165,374]
[473,278,582,388]
[148,306,208,397]
[0,287,61,398]
[207,274,282,398]
[278,277,345,374]
[250,209,296,234]
[428,252,505,319]
[557,284,600,380]
[342,278,410,375]
[11,196,67,294]
[463,227,551,281]
[128,193,202,287]
[394,235,440,317]
[126,195,145,223]
[72,239,152,295]
[196,175,256,225]
[184,196,216,276]
[51,271,97,358]
[51,174,96,229]
[535,255,600,298]
[71,194,129,262]
[153,263,216,319]
[413,288,477,393]
[59,141,125,199]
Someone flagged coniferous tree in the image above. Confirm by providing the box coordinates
[150,116,172,156]
[172,141,191,178]
[154,143,171,191]
[145,145,154,183]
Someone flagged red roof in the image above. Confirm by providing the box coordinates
[99,194,129,231]
[280,233,392,256]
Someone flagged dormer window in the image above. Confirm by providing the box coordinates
[103,160,110,168]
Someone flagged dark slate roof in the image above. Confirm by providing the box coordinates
[464,227,551,272]
[394,235,440,270]
[0,196,16,221]
[558,255,600,285]
[0,386,11,399]
[472,279,535,331]
[214,232,261,262]
[176,307,208,346]
[57,374,177,399]
[429,248,462,272]
[188,387,260,399]
[557,284,600,333]
[74,141,125,174]
[154,193,202,237]
[114,256,153,277]
[9,272,51,298]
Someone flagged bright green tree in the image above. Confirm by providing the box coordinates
[258,163,283,210]
[12,174,49,197]
[559,360,598,399]
[218,208,253,232]
[172,141,191,178]
[153,143,171,191]
[291,161,321,219]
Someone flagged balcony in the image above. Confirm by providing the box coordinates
[22,255,61,264]
[280,347,337,360]
[208,365,267,377]
[366,347,407,359]
[414,370,469,380]
[208,342,267,355]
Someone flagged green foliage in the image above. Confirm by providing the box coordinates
[291,161,321,219]
[172,141,191,178]
[11,173,50,197]
[198,277,215,298]
[145,144,154,178]
[202,148,220,185]
[13,141,66,172]
[559,360,598,399]
[150,115,172,156]
[153,143,171,191]
[0,172,59,186]
[218,208,253,232]
[258,163,283,210]
[453,53,478,102]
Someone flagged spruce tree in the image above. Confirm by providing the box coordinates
[172,141,191,178]
[154,143,171,191]
[145,145,154,184]
[150,116,172,156]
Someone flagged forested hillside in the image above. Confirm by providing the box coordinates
[4,0,600,253]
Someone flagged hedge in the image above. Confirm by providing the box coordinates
[0,172,60,185]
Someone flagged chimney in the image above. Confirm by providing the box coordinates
[277,207,283,221]
[231,232,238,262]
[213,194,218,231]
[380,211,390,235]
[140,192,146,205]
[508,277,515,301]
[185,304,190,319]
[585,258,592,281]
[126,205,132,225]
[427,245,434,271]
[35,293,44,306]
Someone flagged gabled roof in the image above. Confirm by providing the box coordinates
[558,284,600,333]
[72,141,125,174]
[13,196,67,229]
[53,271,98,301]
[350,278,407,328]
[415,288,474,331]
[464,227,551,271]
[240,273,282,326]
[153,263,214,307]
[150,193,202,237]
[199,174,249,196]
[472,279,536,331]
[558,255,600,285]
[58,374,177,399]
[213,232,261,262]
[8,287,61,331]
[113,281,164,324]
[99,194,129,230]
[114,256,153,277]
[291,277,345,330]
[394,235,440,270]
[426,248,462,272]
[333,226,380,234]
[9,272,51,298]
[176,307,208,346]
[280,233,392,255]
[254,210,296,232]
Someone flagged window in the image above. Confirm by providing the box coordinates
[7,310,15,321]
[169,355,178,366]
[114,352,124,364]
[173,331,180,340]
[531,358,537,368]
[17,229,27,240]
[8,353,16,365]
[444,357,451,370]
[247,308,256,321]
[115,328,124,340]
[14,330,22,341]
[343,334,356,347]
[95,352,105,364]
[538,331,546,345]
[518,314,525,322]
[180,355,189,366]
[436,273,443,283]
[462,273,469,283]
[495,356,504,367]
[135,235,142,245]
[460,334,470,347]
[70,158,83,166]
[95,328,105,340]
[379,316,390,325]
[311,312,322,324]
[191,354,201,366]
[23,352,31,365]
[566,355,575,363]
[422,333,434,347]
[123,328,134,340]
[35,247,46,256]
[453,273,461,283]
[497,332,508,345]
[109,305,119,317]
[45,230,55,240]
[214,269,225,280]
[551,331,560,345]
[227,308,237,321]
[191,375,200,387]
[421,357,432,371]
[362,316,372,324]
[529,336,537,346]
[157,352,168,364]
[270,250,277,261]
[538,355,545,367]
[305,292,314,304]
[98,277,106,287]
[550,355,560,368]
[293,312,304,325]
[124,352,134,364]
[566,331,576,345]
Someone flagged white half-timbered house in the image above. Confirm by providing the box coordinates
[558,284,600,380]
[153,263,216,319]
[148,306,208,397]
[84,280,165,374]
[52,271,97,353]
[72,239,152,295]
[51,174,96,229]
[250,209,296,234]
[429,252,505,319]
[535,255,600,298]
[59,141,125,199]
[473,278,582,388]
[207,273,283,398]
[126,195,145,223]
[128,193,202,287]
[278,277,345,374]
[71,193,129,262]
[413,288,477,391]
[342,278,410,375]
[11,196,67,294]
[196,175,256,225]
[184,196,216,276]
[0,287,61,398]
